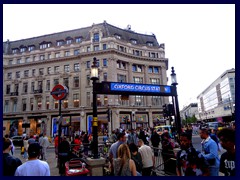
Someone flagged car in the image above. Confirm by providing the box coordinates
[154,125,172,136]
[11,136,23,147]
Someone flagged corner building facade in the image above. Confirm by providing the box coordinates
[3,21,169,137]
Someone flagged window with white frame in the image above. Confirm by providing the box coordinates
[65,51,70,57]
[150,78,160,84]
[57,40,64,46]
[12,49,18,54]
[54,79,59,86]
[9,60,13,65]
[73,94,79,107]
[28,46,35,51]
[13,99,18,112]
[16,71,20,78]
[64,65,70,72]
[30,98,34,111]
[94,45,99,51]
[24,70,29,78]
[31,82,35,92]
[103,59,108,67]
[103,44,107,50]
[86,61,90,68]
[75,37,82,43]
[20,47,26,52]
[117,74,127,82]
[133,77,143,84]
[46,96,50,110]
[40,55,45,60]
[46,80,50,91]
[63,78,69,88]
[17,59,21,64]
[4,100,9,113]
[39,68,44,75]
[74,49,80,55]
[54,66,59,73]
[22,98,27,111]
[131,39,137,44]
[55,52,60,58]
[6,85,11,94]
[74,63,80,71]
[103,73,107,81]
[32,69,36,76]
[47,67,51,74]
[7,72,12,80]
[25,57,30,63]
[153,67,159,74]
[66,39,72,45]
[93,33,99,42]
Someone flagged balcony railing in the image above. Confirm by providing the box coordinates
[34,89,43,94]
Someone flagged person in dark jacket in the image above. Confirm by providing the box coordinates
[58,136,71,175]
[150,130,160,156]
[128,143,143,175]
[3,137,22,176]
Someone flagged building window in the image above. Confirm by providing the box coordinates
[73,94,79,107]
[57,40,64,46]
[33,56,36,61]
[63,99,68,109]
[74,49,80,55]
[66,39,72,45]
[54,79,59,86]
[131,39,137,44]
[94,45,99,51]
[54,66,59,73]
[103,44,107,50]
[25,57,30,63]
[7,72,12,80]
[87,92,90,106]
[23,82,28,93]
[152,96,161,106]
[48,54,51,59]
[31,82,35,92]
[13,99,18,112]
[24,70,29,78]
[55,52,61,58]
[103,73,107,81]
[6,84,11,94]
[115,34,121,39]
[39,68,44,75]
[103,59,108,67]
[93,33,99,42]
[87,47,90,52]
[17,59,21,64]
[150,78,160,84]
[132,64,142,72]
[133,77,143,84]
[153,67,159,74]
[134,95,144,106]
[20,47,26,52]
[12,49,18,54]
[87,75,91,86]
[16,71,20,78]
[4,100,9,113]
[28,46,35,52]
[40,55,45,60]
[9,60,13,65]
[75,37,82,43]
[64,65,70,72]
[47,67,51,74]
[74,77,79,88]
[86,61,90,68]
[14,84,19,93]
[22,98,27,111]
[30,98,34,111]
[74,63,80,71]
[117,74,127,82]
[46,96,49,110]
[63,78,69,88]
[37,97,42,110]
[46,80,50,91]
[147,42,154,47]
[148,67,153,73]
[40,43,51,49]
[54,100,58,109]
[65,51,70,57]
[32,69,36,76]
[38,81,42,91]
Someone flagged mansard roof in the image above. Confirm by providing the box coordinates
[3,22,160,54]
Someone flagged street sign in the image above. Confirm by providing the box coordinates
[51,84,68,100]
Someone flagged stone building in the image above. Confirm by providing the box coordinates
[3,21,169,137]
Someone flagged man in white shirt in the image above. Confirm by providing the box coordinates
[15,143,50,176]
[138,139,154,176]
[40,134,50,161]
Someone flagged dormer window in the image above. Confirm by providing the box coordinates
[147,42,154,47]
[20,46,27,53]
[40,42,51,49]
[66,37,73,45]
[28,45,35,52]
[57,40,64,46]
[93,33,99,42]
[131,39,137,44]
[115,34,121,39]
[12,48,18,54]
[75,37,82,43]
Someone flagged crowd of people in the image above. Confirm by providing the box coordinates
[3,122,235,176]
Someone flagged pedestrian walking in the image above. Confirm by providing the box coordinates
[3,137,22,176]
[58,136,71,176]
[4,134,15,155]
[138,139,154,176]
[40,133,50,161]
[128,143,143,175]
[198,128,220,176]
[54,134,59,158]
[176,132,209,176]
[150,129,160,156]
[217,128,235,176]
[127,129,138,146]
[15,142,50,176]
[112,144,137,176]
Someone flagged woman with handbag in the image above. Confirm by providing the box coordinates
[112,144,137,176]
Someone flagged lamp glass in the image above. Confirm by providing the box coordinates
[91,67,98,78]
[171,73,177,84]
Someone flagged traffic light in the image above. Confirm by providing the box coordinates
[167,104,175,116]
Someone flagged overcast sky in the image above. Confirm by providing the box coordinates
[3,4,235,109]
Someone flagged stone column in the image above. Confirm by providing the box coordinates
[85,157,106,176]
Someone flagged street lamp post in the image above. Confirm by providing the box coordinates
[132,111,135,130]
[91,57,99,159]
[171,67,181,141]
